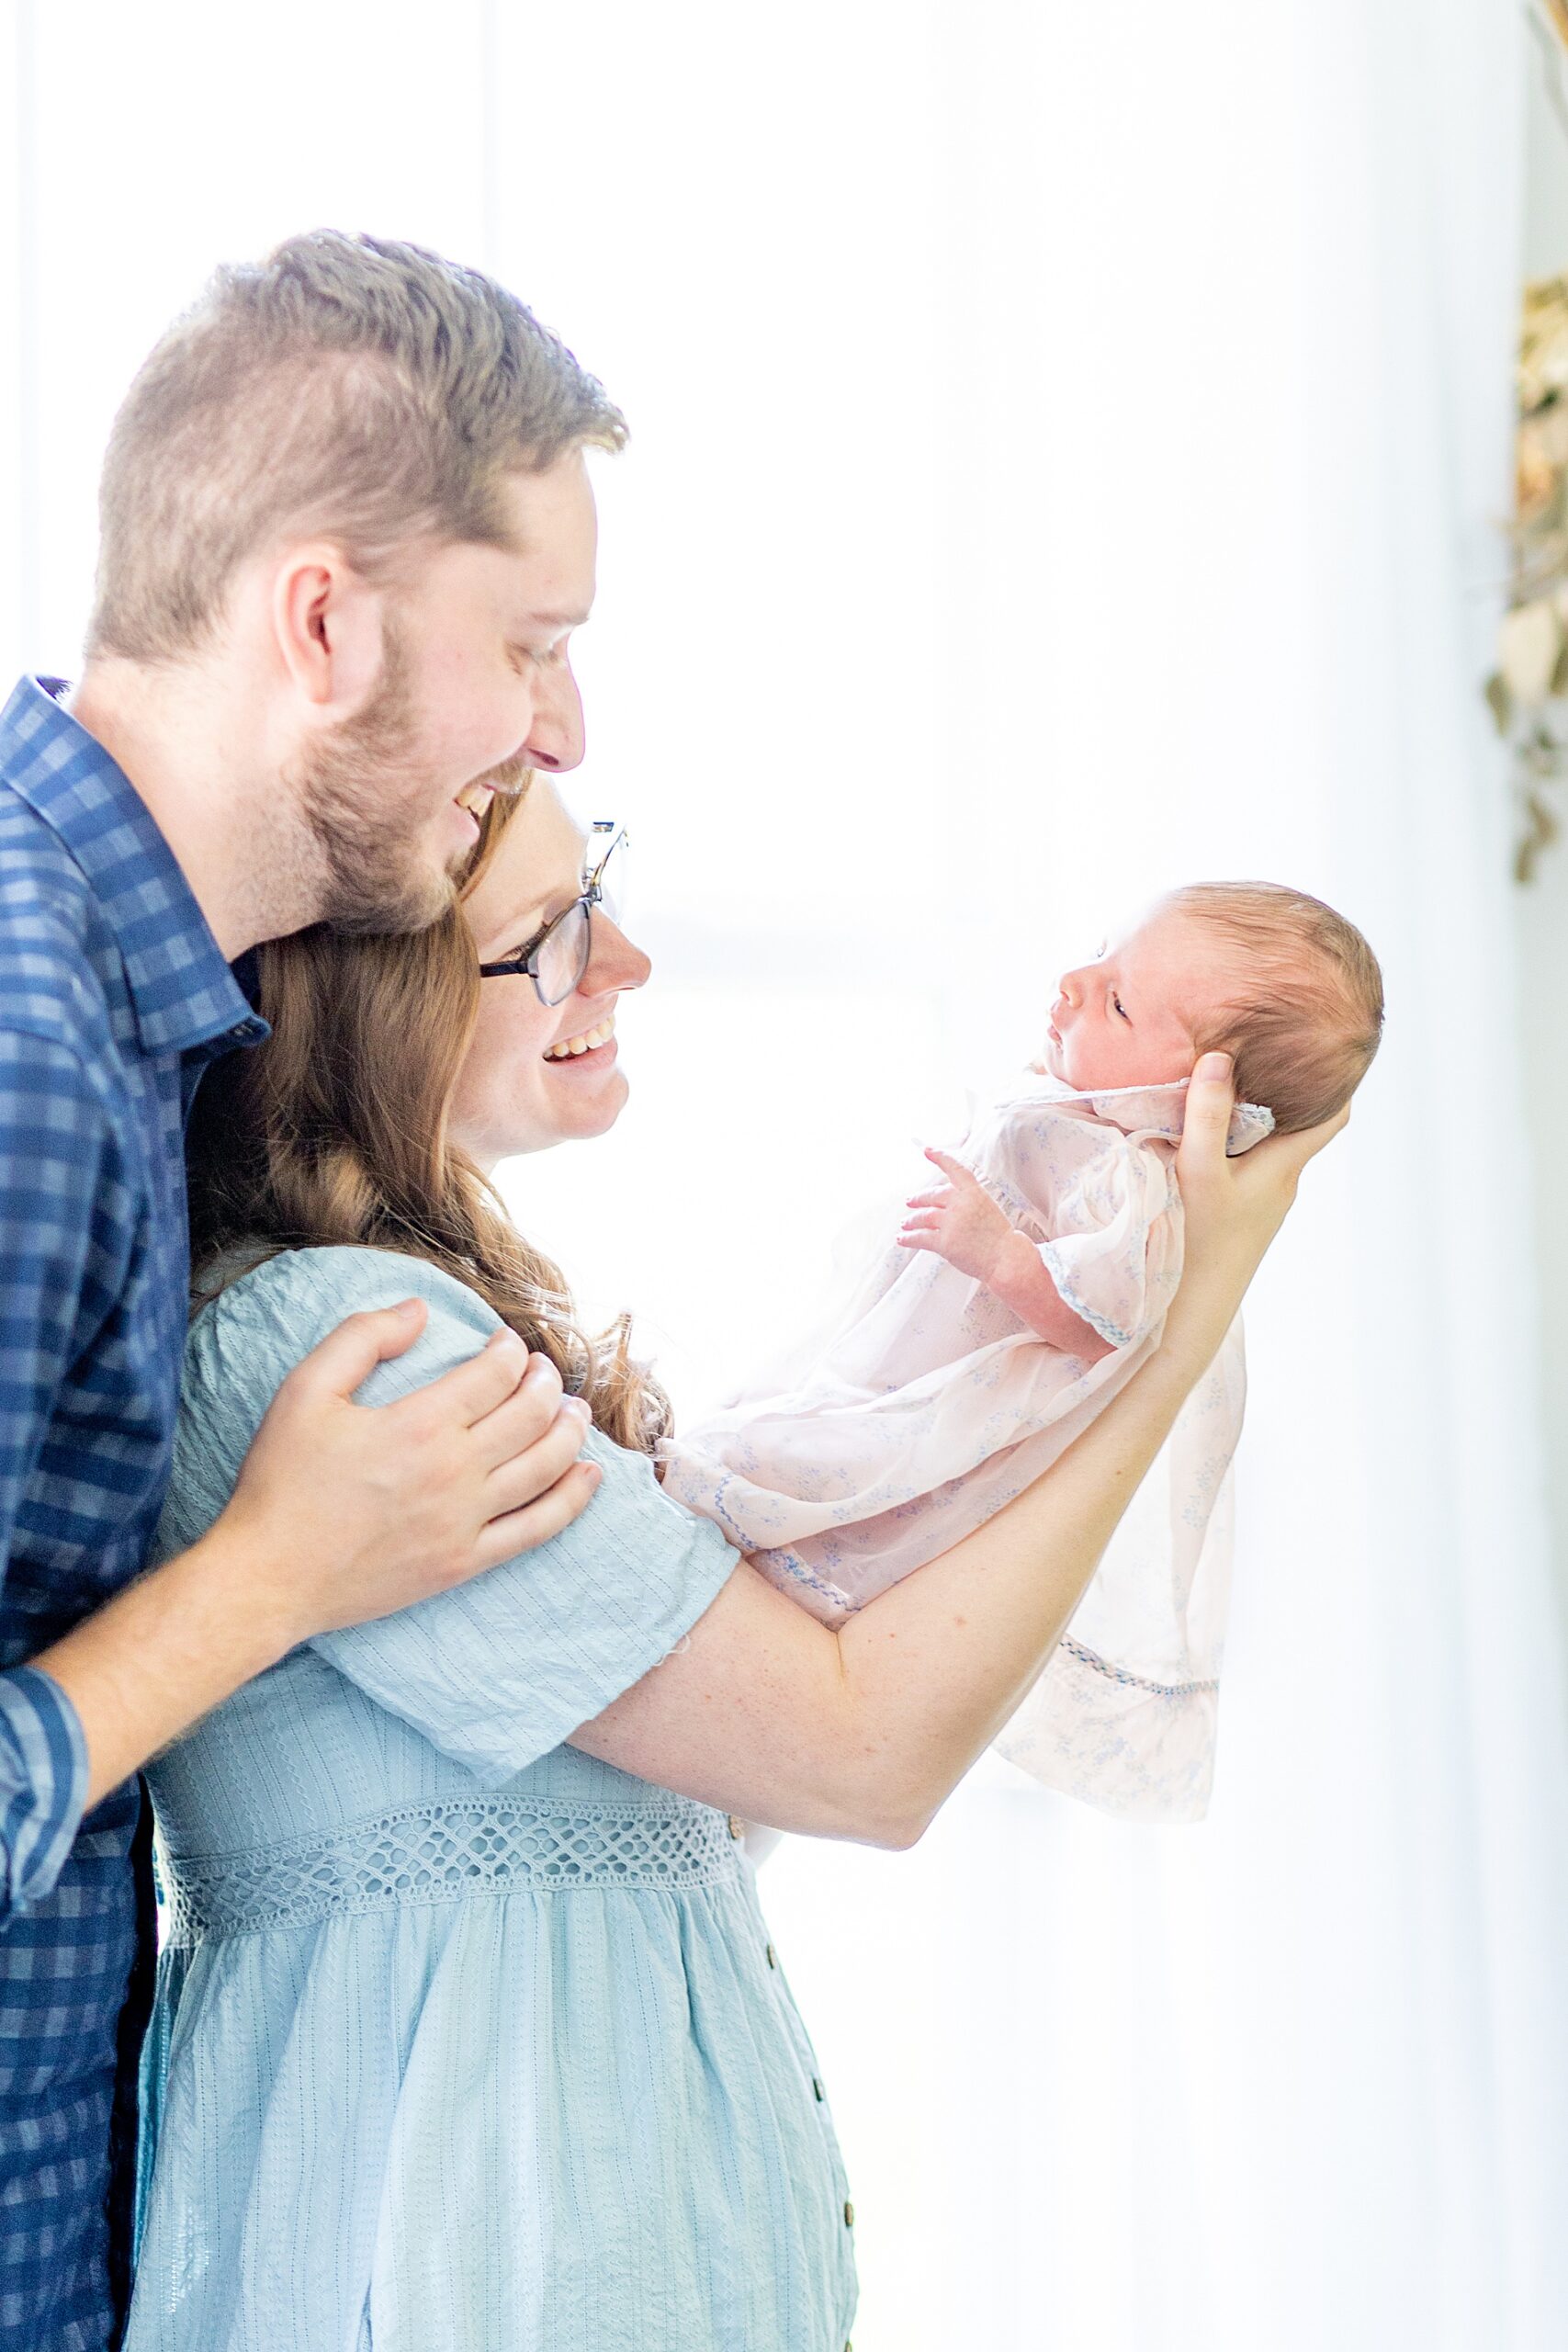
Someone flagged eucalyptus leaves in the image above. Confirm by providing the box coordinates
[1487,275,1568,881]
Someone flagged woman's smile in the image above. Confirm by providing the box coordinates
[544,1012,617,1063]
[449,778,651,1170]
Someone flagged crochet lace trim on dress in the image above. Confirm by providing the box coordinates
[159,1794,745,1944]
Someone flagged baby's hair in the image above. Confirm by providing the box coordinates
[1167,881,1383,1134]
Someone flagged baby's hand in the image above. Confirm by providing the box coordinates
[897,1148,1016,1283]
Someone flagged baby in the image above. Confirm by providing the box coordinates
[660,881,1383,1823]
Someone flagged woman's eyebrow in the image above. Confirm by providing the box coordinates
[494,895,552,943]
[499,863,588,941]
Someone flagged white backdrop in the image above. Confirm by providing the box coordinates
[6,4,1568,2346]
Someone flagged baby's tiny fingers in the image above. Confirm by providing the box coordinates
[924,1147,978,1189]
[905,1186,954,1210]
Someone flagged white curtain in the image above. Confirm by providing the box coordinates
[6,3,1567,2345]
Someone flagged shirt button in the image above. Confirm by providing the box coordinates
[728,1816,745,1840]
[843,2199,855,2228]
[765,1943,777,1968]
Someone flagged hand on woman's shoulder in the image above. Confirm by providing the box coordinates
[166,1247,509,1559]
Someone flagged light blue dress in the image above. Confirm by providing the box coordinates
[128,1248,857,2352]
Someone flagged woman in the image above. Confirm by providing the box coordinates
[130,782,1339,2351]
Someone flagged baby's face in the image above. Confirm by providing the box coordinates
[1040,903,1239,1094]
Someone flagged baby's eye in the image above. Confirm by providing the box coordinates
[1112,994,1131,1023]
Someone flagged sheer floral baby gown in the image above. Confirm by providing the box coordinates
[660,1071,1273,1823]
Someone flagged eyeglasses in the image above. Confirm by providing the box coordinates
[478,820,628,1006]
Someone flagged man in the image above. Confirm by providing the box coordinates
[0,231,623,2348]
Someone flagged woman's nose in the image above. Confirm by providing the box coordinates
[582,915,652,997]
[524,662,585,775]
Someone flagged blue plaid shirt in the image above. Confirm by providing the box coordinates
[0,677,265,2351]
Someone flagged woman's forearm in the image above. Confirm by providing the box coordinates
[580,1061,1337,1843]
[826,1317,1219,1838]
[577,1293,1233,1844]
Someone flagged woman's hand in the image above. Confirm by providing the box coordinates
[1168,1052,1348,1363]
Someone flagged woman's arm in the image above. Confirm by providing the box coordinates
[573,1057,1345,1845]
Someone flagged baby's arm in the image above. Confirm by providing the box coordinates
[897,1148,1115,1361]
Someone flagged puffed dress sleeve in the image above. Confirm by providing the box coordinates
[1020,1130,1183,1351]
[160,1246,740,1785]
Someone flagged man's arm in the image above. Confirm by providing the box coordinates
[0,1029,122,1910]
[0,1030,596,1878]
[39,1313,597,1812]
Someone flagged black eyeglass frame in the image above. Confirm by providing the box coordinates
[477,820,626,1005]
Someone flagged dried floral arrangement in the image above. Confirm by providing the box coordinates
[1487,273,1568,880]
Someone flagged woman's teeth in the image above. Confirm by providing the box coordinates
[544,1018,615,1061]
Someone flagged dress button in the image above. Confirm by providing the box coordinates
[843,2199,855,2228]
[727,1815,745,1840]
[812,2077,825,2101]
[765,1943,777,1968]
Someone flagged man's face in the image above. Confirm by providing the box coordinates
[296,451,599,934]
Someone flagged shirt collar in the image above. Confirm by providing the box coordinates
[0,675,267,1059]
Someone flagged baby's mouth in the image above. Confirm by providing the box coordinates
[544,1015,615,1061]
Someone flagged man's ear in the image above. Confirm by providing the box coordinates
[270,544,388,714]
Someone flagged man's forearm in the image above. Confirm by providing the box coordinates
[32,1524,300,1810]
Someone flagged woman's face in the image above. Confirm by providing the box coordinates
[449,782,651,1171]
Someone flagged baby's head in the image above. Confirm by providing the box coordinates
[1041,882,1383,1133]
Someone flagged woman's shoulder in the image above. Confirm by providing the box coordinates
[178,1247,506,1445]
[163,1249,509,1561]
[193,1244,503,1364]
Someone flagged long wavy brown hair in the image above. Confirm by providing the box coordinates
[186,788,669,1453]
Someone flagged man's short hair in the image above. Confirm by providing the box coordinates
[87,230,626,662]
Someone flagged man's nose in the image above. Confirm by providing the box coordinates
[524,663,585,774]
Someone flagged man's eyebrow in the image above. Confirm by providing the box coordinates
[515,606,592,630]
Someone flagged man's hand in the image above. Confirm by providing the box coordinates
[220,1299,600,1653]
[897,1148,1016,1283]
[39,1298,601,1810]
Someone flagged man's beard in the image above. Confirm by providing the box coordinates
[293,619,457,937]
